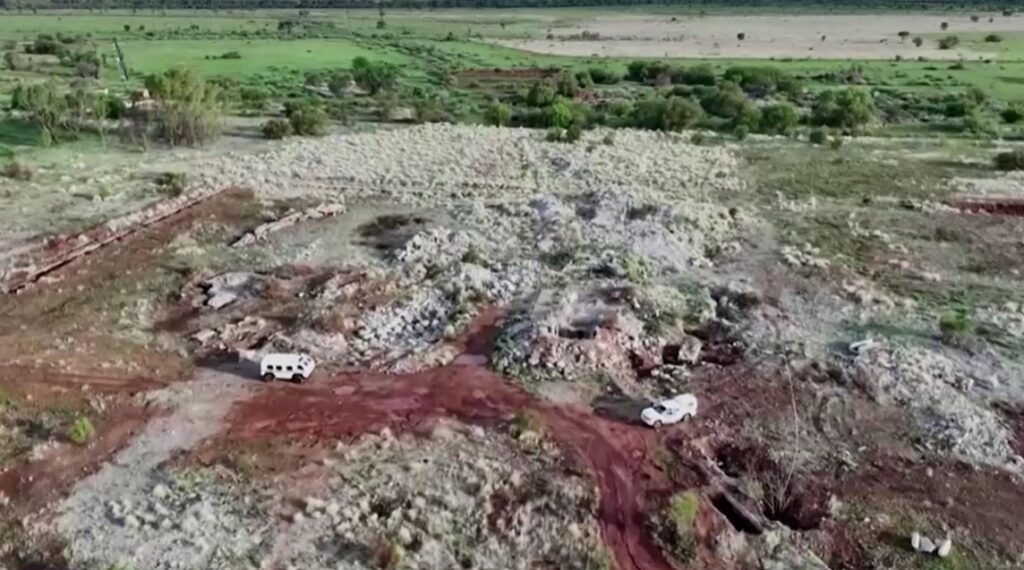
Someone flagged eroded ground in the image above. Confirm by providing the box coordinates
[2,125,1024,570]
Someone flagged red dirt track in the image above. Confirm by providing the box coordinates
[220,315,674,570]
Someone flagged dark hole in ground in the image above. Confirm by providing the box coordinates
[713,440,831,531]
[710,491,764,535]
[558,326,597,340]
[687,321,745,366]
[356,214,430,252]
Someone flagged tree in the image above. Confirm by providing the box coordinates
[938,35,960,50]
[994,150,1024,171]
[674,64,716,86]
[913,36,924,47]
[971,15,980,23]
[486,101,511,126]
[632,96,702,131]
[1000,105,1024,124]
[985,34,1003,43]
[124,24,130,32]
[737,32,745,41]
[19,81,68,145]
[588,67,622,85]
[351,57,398,95]
[759,102,799,135]
[144,67,223,146]
[545,98,579,129]
[811,89,875,130]
[898,30,910,41]
[526,82,556,107]
[940,21,949,30]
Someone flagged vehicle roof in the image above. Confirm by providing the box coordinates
[261,353,311,362]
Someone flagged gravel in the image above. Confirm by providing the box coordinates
[55,371,257,570]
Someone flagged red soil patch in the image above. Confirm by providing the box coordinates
[841,455,1024,558]
[949,195,1024,216]
[214,311,676,570]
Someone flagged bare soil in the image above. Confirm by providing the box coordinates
[495,13,1018,59]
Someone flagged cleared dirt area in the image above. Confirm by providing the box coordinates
[3,125,1024,570]
[495,13,1019,59]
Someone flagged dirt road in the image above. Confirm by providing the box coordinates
[219,315,676,570]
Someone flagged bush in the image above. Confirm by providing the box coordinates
[219,50,242,59]
[1000,105,1024,124]
[3,159,32,181]
[588,67,622,85]
[938,312,972,343]
[556,71,579,97]
[811,88,875,130]
[526,82,556,107]
[286,101,328,136]
[723,65,800,96]
[759,102,799,135]
[733,124,749,140]
[963,109,995,135]
[994,150,1024,171]
[937,35,960,50]
[486,101,511,126]
[544,98,585,129]
[68,417,95,445]
[261,118,293,139]
[144,67,223,147]
[239,86,270,109]
[673,64,716,86]
[156,172,186,196]
[809,128,829,145]
[575,69,595,89]
[913,36,924,47]
[985,34,1004,43]
[737,32,746,41]
[631,96,703,131]
[351,56,398,95]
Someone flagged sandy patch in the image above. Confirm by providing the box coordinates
[494,12,1018,60]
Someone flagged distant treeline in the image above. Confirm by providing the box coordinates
[0,0,1014,11]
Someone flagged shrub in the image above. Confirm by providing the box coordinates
[811,89,875,130]
[937,35,960,50]
[575,69,595,89]
[261,118,293,139]
[564,122,582,142]
[556,71,579,97]
[156,172,187,195]
[544,98,584,129]
[809,128,828,145]
[351,56,398,95]
[985,34,1004,43]
[733,124,749,140]
[239,86,270,109]
[938,311,972,343]
[144,67,223,147]
[940,21,949,31]
[759,102,799,135]
[486,101,511,126]
[68,417,95,445]
[219,50,242,59]
[17,81,69,145]
[737,32,746,41]
[673,64,716,86]
[588,67,622,85]
[965,86,988,106]
[913,36,924,47]
[699,82,748,118]
[1000,105,1024,124]
[994,149,1024,171]
[526,82,556,107]
[3,159,32,181]
[723,65,800,96]
[602,132,614,145]
[632,96,703,131]
[650,491,699,563]
[626,60,648,82]
[286,102,327,136]
[963,109,995,135]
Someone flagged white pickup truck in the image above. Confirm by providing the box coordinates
[641,394,698,428]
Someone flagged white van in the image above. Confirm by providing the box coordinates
[260,353,316,383]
